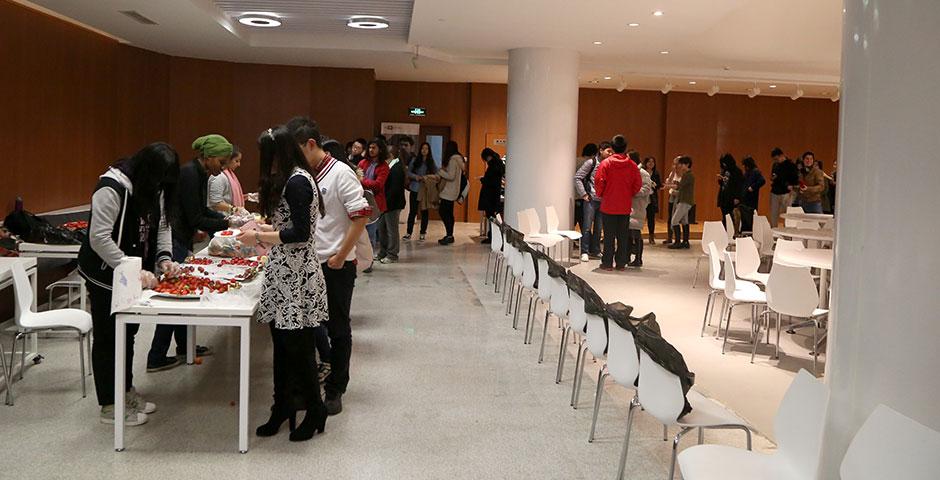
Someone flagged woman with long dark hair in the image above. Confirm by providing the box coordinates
[478,147,505,243]
[437,140,465,245]
[642,157,661,244]
[404,142,437,241]
[78,142,180,426]
[717,153,744,229]
[358,138,390,250]
[237,126,328,442]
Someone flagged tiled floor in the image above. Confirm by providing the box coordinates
[0,222,782,479]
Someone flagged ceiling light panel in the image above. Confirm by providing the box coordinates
[214,0,413,38]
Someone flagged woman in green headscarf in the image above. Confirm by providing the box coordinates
[145,133,233,372]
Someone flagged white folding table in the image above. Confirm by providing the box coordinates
[17,243,84,311]
[113,277,260,453]
[772,227,835,244]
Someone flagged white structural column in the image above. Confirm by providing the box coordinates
[505,48,580,230]
[820,1,940,476]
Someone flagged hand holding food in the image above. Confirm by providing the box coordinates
[139,270,158,289]
[159,260,182,278]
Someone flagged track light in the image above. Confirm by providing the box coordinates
[707,84,720,97]
[791,85,804,100]
[616,76,627,92]
[661,82,674,94]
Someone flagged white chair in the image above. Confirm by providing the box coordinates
[518,208,564,258]
[546,205,582,262]
[566,288,588,404]
[632,349,752,480]
[606,323,642,477]
[752,215,775,257]
[693,221,729,288]
[532,255,554,360]
[7,263,92,405]
[677,369,830,480]
[500,237,521,307]
[784,206,804,227]
[734,237,769,285]
[571,303,608,409]
[46,269,84,310]
[503,241,526,319]
[772,239,806,267]
[542,271,572,383]
[724,213,736,240]
[484,219,504,290]
[720,251,767,354]
[513,250,540,337]
[759,264,828,374]
[701,242,760,337]
[841,404,940,480]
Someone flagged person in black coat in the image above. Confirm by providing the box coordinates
[716,153,744,230]
[377,141,407,263]
[478,148,505,243]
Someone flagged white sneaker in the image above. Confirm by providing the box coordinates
[418,234,426,242]
[580,253,589,262]
[100,404,149,426]
[128,387,156,414]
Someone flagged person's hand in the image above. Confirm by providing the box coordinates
[747,187,753,192]
[238,231,260,247]
[733,199,740,206]
[159,260,181,278]
[327,254,345,270]
[140,270,158,289]
[256,224,274,233]
[582,195,590,201]
[800,185,808,192]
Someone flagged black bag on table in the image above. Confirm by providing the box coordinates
[4,210,85,245]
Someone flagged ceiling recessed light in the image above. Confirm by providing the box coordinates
[689,81,697,85]
[769,84,777,88]
[628,23,640,27]
[238,12,281,28]
[604,76,612,80]
[660,50,669,54]
[652,10,665,17]
[347,16,389,29]
[593,41,603,45]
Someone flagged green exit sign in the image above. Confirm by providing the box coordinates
[409,107,427,117]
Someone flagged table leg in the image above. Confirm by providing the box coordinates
[238,321,250,453]
[818,269,830,309]
[114,317,126,452]
[186,325,195,365]
[28,270,38,356]
[79,279,87,312]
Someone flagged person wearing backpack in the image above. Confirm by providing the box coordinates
[436,140,465,245]
[574,141,612,262]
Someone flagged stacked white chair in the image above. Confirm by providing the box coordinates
[840,404,940,480]
[751,215,775,257]
[545,205,582,262]
[571,303,609,409]
[701,242,760,337]
[518,209,564,259]
[631,350,752,480]
[548,271,572,384]
[530,254,554,351]
[484,218,504,289]
[759,264,829,373]
[6,263,92,405]
[693,221,730,288]
[720,251,767,354]
[513,249,539,336]
[677,370,830,480]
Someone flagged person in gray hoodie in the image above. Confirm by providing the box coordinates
[574,141,612,261]
[628,151,653,267]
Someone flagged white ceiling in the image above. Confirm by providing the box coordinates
[18,0,843,97]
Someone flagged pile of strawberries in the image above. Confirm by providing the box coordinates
[61,221,89,231]
[187,257,214,265]
[219,258,259,267]
[154,275,235,296]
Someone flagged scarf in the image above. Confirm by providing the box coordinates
[223,169,244,208]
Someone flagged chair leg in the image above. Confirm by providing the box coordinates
[571,343,589,408]
[0,340,9,405]
[78,333,86,398]
[715,297,728,339]
[812,322,819,376]
[692,256,703,288]
[721,304,738,354]
[587,368,608,442]
[616,396,640,480]
[555,326,571,384]
[774,312,781,359]
[87,333,93,375]
[523,296,535,344]
[512,287,523,328]
[484,252,492,286]
[700,291,714,337]
[538,310,551,364]
[663,425,668,441]
[7,335,17,405]
[668,428,695,480]
[18,333,26,380]
[751,311,768,363]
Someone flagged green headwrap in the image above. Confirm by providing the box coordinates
[192,134,233,158]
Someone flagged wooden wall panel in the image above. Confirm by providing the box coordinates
[113,45,169,160]
[468,83,508,222]
[167,56,235,168]
[310,67,375,145]
[375,81,472,220]
[578,88,669,217]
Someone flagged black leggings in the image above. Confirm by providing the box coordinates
[646,204,657,238]
[88,282,140,407]
[269,322,323,410]
[439,199,455,237]
[407,190,429,235]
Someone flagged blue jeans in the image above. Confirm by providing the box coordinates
[801,201,823,213]
[365,222,379,248]
[581,200,602,255]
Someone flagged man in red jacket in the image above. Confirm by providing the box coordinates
[594,135,642,270]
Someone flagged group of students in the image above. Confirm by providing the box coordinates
[78,119,372,443]
[574,135,697,270]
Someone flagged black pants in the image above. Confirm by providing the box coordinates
[628,229,643,262]
[602,214,630,268]
[439,199,455,237]
[322,261,356,398]
[312,325,331,363]
[574,199,584,231]
[269,322,323,410]
[407,191,429,235]
[88,282,140,407]
[148,236,190,365]
[646,204,657,239]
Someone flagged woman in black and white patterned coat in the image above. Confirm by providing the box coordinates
[238,126,328,442]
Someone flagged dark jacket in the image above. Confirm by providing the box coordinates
[477,158,505,214]
[770,159,800,195]
[648,170,662,210]
[741,168,766,209]
[717,165,744,211]
[384,158,407,212]
[173,159,228,249]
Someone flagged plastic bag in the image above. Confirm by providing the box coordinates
[4,209,85,245]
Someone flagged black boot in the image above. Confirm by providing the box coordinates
[289,402,327,442]
[667,226,684,249]
[681,224,691,248]
[256,403,296,437]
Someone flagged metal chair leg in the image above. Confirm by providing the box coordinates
[78,332,86,398]
[668,428,695,480]
[512,287,523,328]
[0,338,10,405]
[538,310,551,364]
[555,326,571,384]
[692,256,703,288]
[700,291,714,337]
[484,252,492,286]
[18,333,26,380]
[616,396,640,480]
[570,342,589,407]
[523,296,535,344]
[7,335,17,405]
[587,368,608,442]
[721,304,738,354]
[663,424,668,441]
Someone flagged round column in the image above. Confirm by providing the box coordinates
[820,1,940,476]
[505,48,580,230]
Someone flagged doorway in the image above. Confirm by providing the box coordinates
[419,125,451,168]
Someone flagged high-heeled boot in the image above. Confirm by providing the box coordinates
[289,402,327,442]
[667,226,684,249]
[256,403,296,437]
[681,224,691,248]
